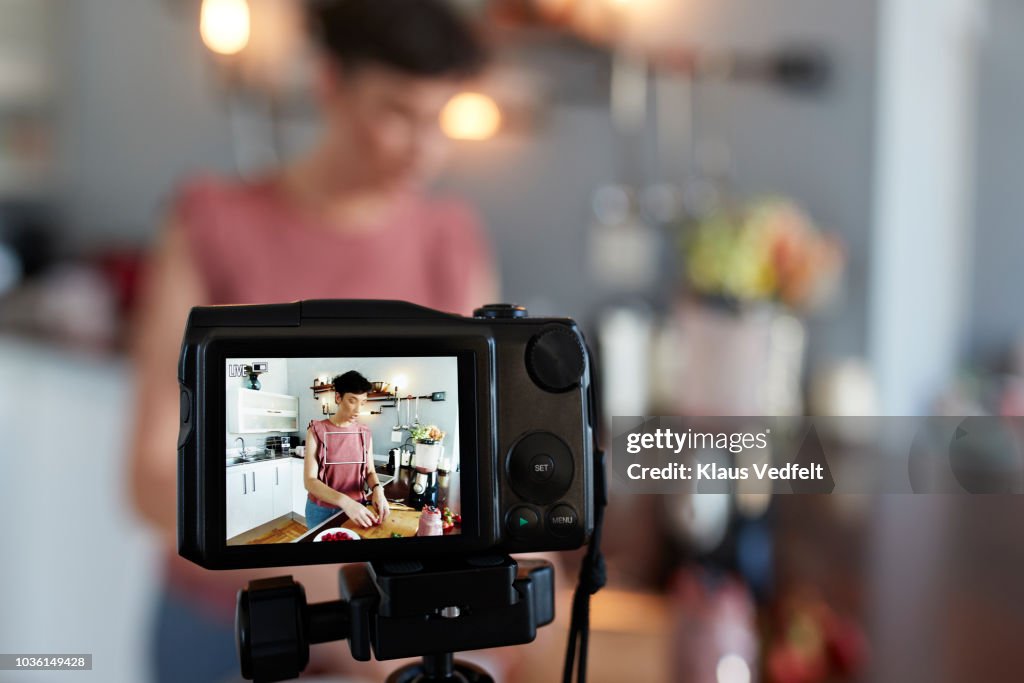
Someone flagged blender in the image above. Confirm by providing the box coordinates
[408,439,442,509]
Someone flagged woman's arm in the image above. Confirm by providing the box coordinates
[364,432,379,488]
[127,219,207,545]
[303,427,342,506]
[365,433,390,521]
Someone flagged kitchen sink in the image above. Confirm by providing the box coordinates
[226,450,267,466]
[225,450,294,466]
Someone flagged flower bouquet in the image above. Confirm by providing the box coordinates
[671,197,844,415]
[410,424,445,444]
[682,197,843,313]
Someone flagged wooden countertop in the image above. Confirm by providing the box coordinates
[295,467,460,542]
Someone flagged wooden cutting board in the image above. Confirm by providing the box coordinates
[341,505,421,539]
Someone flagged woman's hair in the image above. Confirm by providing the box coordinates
[333,370,373,396]
[306,0,486,77]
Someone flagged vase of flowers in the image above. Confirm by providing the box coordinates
[411,424,446,473]
[673,197,844,415]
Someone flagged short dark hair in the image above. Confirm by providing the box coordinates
[333,371,373,396]
[306,0,486,77]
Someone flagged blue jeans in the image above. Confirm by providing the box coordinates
[305,499,339,530]
[153,590,238,683]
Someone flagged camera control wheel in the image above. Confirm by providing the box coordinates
[525,325,586,393]
[506,431,574,504]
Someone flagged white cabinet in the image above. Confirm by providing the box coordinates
[226,466,251,539]
[272,460,292,518]
[228,388,299,434]
[249,466,274,527]
[225,460,285,540]
[291,458,308,517]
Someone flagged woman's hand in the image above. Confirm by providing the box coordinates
[340,496,378,528]
[372,485,390,522]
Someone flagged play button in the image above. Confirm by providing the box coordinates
[506,506,540,539]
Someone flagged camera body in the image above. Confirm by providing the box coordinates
[178,300,595,569]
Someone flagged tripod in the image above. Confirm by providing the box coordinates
[236,555,555,683]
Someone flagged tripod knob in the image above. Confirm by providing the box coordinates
[237,577,309,682]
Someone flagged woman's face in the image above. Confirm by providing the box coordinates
[334,391,368,422]
[320,63,464,190]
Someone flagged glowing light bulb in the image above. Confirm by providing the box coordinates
[392,375,408,393]
[200,0,251,56]
[440,92,502,141]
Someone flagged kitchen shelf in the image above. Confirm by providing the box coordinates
[311,385,441,401]
[311,385,393,398]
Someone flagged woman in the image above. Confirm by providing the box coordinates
[128,2,496,680]
[305,371,389,530]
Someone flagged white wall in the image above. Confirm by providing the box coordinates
[869,0,984,414]
[57,0,234,247]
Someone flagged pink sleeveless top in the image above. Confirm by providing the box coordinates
[307,419,372,508]
[165,174,494,617]
[175,175,494,314]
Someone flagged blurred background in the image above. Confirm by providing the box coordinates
[2,0,1024,681]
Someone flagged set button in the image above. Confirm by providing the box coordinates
[529,454,555,481]
[506,432,574,505]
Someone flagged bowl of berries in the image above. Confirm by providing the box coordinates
[314,527,360,542]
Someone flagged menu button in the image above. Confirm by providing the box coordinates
[547,504,578,537]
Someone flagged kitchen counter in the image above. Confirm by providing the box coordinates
[295,467,460,542]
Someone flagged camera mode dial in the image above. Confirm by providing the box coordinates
[473,303,529,319]
[526,326,586,393]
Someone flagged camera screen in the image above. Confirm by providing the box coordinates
[225,356,463,546]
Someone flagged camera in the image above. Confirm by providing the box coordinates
[177,300,596,570]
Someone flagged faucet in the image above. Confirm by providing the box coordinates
[235,437,248,457]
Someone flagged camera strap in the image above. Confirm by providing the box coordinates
[562,447,607,683]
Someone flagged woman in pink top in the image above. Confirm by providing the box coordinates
[128,2,495,681]
[305,371,388,530]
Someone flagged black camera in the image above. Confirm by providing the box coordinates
[177,300,596,570]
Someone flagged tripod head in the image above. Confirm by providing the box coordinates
[237,555,555,682]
